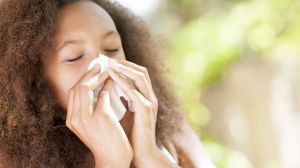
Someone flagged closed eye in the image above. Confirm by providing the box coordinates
[67,55,83,62]
[104,49,120,52]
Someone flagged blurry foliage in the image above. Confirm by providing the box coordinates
[164,0,206,21]
[205,142,253,168]
[161,0,300,167]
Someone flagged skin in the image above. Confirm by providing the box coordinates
[44,1,180,167]
[0,0,215,167]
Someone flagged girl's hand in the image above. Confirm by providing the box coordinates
[108,60,179,168]
[66,64,133,168]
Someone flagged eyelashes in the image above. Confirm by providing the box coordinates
[67,55,84,62]
[66,49,120,62]
[105,49,119,52]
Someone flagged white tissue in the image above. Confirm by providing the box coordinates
[88,54,134,121]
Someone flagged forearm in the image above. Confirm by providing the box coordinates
[94,160,130,168]
[134,148,180,168]
[94,154,131,168]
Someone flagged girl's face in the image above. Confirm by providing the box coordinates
[45,1,126,109]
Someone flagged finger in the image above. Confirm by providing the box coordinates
[79,85,93,121]
[130,90,157,126]
[108,68,143,105]
[107,68,136,96]
[66,89,74,127]
[115,59,152,87]
[73,64,102,89]
[130,89,151,108]
[109,59,153,100]
[93,91,111,117]
[93,76,115,116]
[85,72,109,90]
[94,91,125,132]
[101,77,114,92]
[72,87,81,127]
[67,87,82,138]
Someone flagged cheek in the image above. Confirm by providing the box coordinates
[50,69,82,110]
[56,80,73,110]
[116,49,126,61]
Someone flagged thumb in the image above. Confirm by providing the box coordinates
[93,91,119,122]
[93,91,110,116]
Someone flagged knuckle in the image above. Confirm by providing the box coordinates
[71,118,81,128]
[66,120,72,129]
[144,101,153,110]
[141,67,148,73]
[137,71,146,80]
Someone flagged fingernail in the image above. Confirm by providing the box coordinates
[92,64,101,72]
[102,91,109,95]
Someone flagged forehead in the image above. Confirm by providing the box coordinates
[55,1,117,40]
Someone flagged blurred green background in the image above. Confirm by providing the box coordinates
[117,0,300,167]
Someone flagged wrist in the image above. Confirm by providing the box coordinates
[93,153,131,168]
[94,159,130,168]
[133,147,178,168]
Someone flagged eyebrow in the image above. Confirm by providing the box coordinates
[57,39,83,52]
[58,30,119,52]
[102,30,119,39]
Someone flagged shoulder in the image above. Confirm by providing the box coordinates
[170,120,216,168]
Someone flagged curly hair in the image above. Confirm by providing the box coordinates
[0,0,184,167]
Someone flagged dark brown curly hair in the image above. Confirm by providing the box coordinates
[0,0,184,167]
